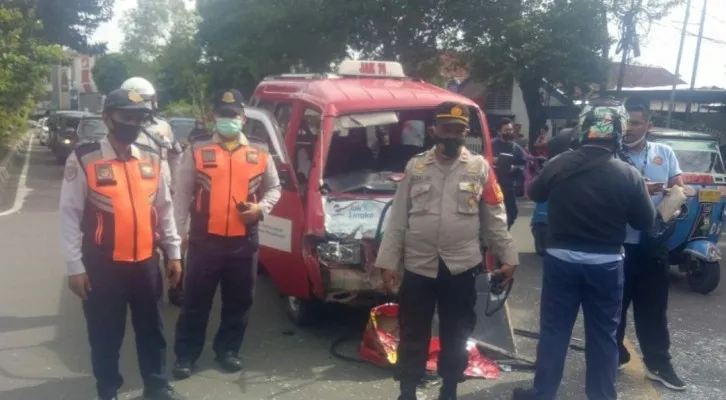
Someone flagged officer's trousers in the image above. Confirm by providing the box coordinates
[533,254,623,400]
[395,259,477,387]
[82,253,168,398]
[502,186,518,230]
[174,245,257,362]
[617,243,672,370]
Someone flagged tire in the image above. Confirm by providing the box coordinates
[686,258,720,294]
[532,223,547,256]
[284,295,324,327]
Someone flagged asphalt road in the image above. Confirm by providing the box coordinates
[0,137,723,400]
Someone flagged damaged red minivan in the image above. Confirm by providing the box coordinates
[248,60,494,325]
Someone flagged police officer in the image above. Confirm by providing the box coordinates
[120,77,186,306]
[172,89,281,379]
[375,102,519,400]
[491,118,527,229]
[59,88,185,400]
[617,99,685,390]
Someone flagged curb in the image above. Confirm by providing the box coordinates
[0,132,31,197]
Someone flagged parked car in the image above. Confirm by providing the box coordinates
[167,117,197,147]
[49,111,99,163]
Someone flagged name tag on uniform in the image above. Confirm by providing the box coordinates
[410,175,431,183]
[139,162,156,179]
[459,174,480,183]
[201,149,217,167]
[95,163,116,186]
[247,149,259,164]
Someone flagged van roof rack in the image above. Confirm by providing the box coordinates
[263,73,341,81]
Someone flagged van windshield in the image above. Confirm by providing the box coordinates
[323,108,483,194]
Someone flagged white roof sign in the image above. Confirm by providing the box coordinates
[337,60,406,78]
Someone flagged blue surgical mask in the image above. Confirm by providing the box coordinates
[215,118,242,138]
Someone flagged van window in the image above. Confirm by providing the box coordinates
[257,100,275,113]
[243,116,278,156]
[274,103,293,138]
[294,108,321,187]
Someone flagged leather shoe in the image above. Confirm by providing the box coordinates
[172,360,193,380]
[143,385,186,400]
[215,352,243,372]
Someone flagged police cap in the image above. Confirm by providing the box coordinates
[434,101,470,126]
[104,89,153,115]
[213,89,245,115]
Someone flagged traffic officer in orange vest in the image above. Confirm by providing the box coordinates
[59,88,185,400]
[171,89,281,379]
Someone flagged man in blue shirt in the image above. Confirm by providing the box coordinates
[617,100,686,391]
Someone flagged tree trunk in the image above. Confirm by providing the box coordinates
[520,78,547,152]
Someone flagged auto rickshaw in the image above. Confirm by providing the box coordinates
[649,129,724,294]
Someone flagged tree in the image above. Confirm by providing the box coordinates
[121,0,190,62]
[6,0,114,53]
[92,53,132,94]
[196,0,354,94]
[0,7,64,145]
[451,0,611,145]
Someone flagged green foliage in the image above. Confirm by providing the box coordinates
[0,7,64,147]
[92,53,132,94]
[159,100,199,118]
[122,0,191,62]
[7,0,114,53]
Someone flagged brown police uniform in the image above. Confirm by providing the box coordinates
[375,102,518,398]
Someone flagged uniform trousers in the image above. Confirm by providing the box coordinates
[616,243,672,369]
[533,254,623,400]
[502,185,518,230]
[82,252,168,398]
[174,245,258,362]
[395,258,477,386]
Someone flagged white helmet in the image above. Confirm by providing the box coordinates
[120,77,156,110]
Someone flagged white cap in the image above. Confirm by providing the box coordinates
[120,77,156,109]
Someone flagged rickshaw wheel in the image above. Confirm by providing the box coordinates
[532,223,547,257]
[685,256,721,295]
[284,295,323,327]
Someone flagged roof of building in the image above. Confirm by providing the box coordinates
[606,62,685,89]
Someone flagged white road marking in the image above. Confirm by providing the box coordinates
[0,136,34,217]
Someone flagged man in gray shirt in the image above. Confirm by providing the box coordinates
[375,101,519,400]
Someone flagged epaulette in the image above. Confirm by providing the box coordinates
[413,151,427,157]
[135,142,160,156]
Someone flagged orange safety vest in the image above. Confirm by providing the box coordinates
[190,138,267,237]
[76,142,160,262]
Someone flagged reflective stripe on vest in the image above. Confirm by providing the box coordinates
[192,141,267,237]
[78,147,160,262]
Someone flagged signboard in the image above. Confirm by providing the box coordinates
[323,197,393,240]
[337,60,406,78]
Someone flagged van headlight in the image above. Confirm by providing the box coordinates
[63,138,71,145]
[316,242,362,266]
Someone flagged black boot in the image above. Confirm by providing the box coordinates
[398,381,418,400]
[439,379,458,400]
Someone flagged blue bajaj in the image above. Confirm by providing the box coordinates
[650,130,725,294]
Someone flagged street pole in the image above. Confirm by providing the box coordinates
[666,0,692,128]
[685,0,708,119]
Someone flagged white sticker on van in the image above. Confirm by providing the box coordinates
[259,215,293,252]
[324,197,393,240]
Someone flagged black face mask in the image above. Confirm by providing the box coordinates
[111,122,142,145]
[433,136,464,159]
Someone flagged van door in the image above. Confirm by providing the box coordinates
[244,107,312,299]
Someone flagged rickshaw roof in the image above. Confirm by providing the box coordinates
[256,77,481,115]
[649,128,718,141]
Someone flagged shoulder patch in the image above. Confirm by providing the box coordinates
[64,157,79,182]
[482,170,505,205]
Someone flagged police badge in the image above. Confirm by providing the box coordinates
[95,163,116,185]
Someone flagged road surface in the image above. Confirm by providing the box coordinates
[0,138,723,399]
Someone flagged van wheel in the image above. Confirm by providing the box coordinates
[284,295,323,327]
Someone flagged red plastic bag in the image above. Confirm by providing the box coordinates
[359,303,499,379]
